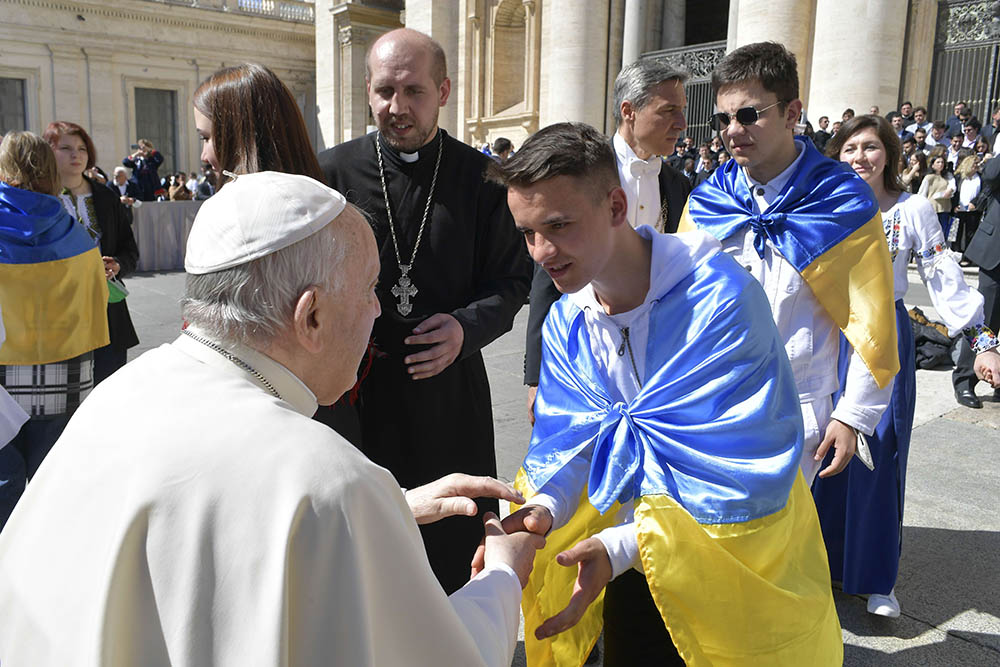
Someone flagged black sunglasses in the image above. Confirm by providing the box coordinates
[709,101,783,131]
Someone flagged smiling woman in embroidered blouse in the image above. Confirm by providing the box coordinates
[813,114,1000,620]
[44,121,140,384]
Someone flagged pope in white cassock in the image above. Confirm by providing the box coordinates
[0,171,543,666]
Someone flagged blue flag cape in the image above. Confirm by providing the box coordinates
[516,242,841,666]
[679,137,899,388]
[525,249,802,522]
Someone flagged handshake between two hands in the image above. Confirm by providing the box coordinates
[405,473,613,640]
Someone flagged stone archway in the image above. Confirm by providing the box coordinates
[491,0,526,114]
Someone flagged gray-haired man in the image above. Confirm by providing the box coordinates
[524,59,692,418]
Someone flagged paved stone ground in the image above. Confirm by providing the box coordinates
[124,269,1000,666]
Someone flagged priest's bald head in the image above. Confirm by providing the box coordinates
[182,171,380,405]
[365,28,451,153]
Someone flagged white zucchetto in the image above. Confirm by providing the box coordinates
[185,171,347,274]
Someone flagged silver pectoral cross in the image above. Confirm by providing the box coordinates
[391,264,419,316]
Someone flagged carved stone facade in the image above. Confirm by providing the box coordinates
[314,1,403,150]
[460,0,541,148]
[0,0,316,173]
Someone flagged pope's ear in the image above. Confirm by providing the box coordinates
[292,287,323,354]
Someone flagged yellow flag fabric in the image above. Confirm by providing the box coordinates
[515,470,842,667]
[0,247,109,365]
[679,204,898,389]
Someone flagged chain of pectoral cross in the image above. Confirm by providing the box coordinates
[375,129,443,316]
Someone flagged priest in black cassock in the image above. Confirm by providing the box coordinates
[316,28,532,594]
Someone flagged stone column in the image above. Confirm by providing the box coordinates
[901,0,938,109]
[314,0,338,151]
[808,0,908,122]
[405,0,460,136]
[732,0,815,105]
[46,44,85,124]
[82,48,114,163]
[660,0,685,50]
[540,0,610,128]
[622,0,648,67]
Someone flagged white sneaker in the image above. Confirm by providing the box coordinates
[867,589,900,618]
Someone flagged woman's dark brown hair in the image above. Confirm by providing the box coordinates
[42,121,97,170]
[825,113,902,194]
[194,63,322,186]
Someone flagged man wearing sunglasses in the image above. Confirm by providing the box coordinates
[679,41,899,487]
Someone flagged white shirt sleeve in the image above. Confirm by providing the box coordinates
[525,442,594,532]
[594,505,642,579]
[910,197,987,335]
[831,351,894,436]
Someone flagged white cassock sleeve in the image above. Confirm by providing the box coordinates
[288,459,523,667]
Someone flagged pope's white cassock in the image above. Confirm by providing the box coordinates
[0,328,521,665]
[0,178,528,667]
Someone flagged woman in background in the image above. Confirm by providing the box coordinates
[918,154,956,238]
[191,63,360,442]
[900,151,928,194]
[45,121,139,384]
[815,115,1000,618]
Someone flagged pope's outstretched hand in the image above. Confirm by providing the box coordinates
[482,512,546,588]
[405,473,525,525]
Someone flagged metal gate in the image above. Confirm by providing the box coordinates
[928,0,1000,125]
[642,40,726,145]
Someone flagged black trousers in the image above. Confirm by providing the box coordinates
[602,569,685,666]
[953,263,1000,392]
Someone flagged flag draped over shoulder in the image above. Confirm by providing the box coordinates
[0,182,108,365]
[678,136,898,388]
[517,249,842,667]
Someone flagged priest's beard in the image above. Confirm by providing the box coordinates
[378,114,438,153]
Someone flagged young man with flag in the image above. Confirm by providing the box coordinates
[678,41,899,485]
[486,121,842,666]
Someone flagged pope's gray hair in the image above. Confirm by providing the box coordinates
[612,59,688,125]
[181,219,345,348]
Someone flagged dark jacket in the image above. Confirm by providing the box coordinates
[121,151,163,202]
[964,157,1000,271]
[87,176,140,349]
[523,162,692,385]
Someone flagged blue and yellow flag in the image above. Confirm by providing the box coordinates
[0,182,108,365]
[518,249,841,666]
[678,137,898,388]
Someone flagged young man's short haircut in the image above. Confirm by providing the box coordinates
[886,111,901,122]
[914,106,927,115]
[711,41,798,107]
[490,122,619,201]
[819,115,829,123]
[932,120,947,130]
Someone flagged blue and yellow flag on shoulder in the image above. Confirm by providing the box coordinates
[678,136,898,388]
[0,182,108,365]
[516,245,842,667]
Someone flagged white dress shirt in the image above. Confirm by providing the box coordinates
[614,132,662,230]
[720,143,892,446]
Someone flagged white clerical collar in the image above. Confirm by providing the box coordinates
[613,131,662,176]
[174,327,318,417]
[399,150,419,163]
[741,139,805,211]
